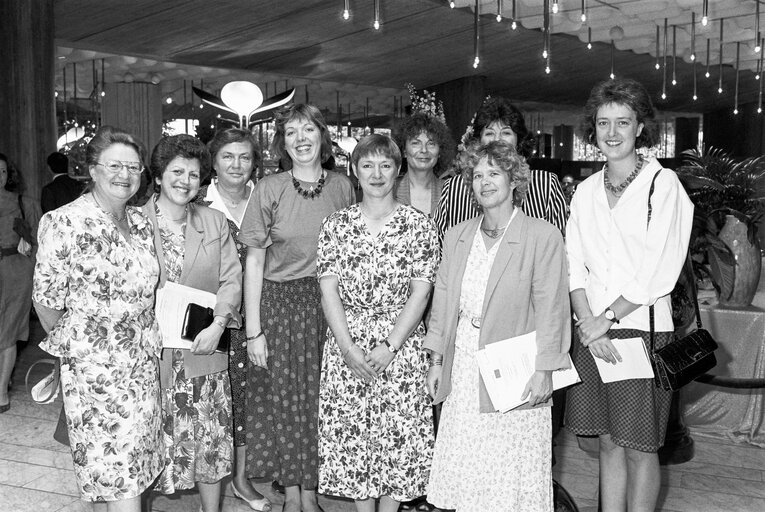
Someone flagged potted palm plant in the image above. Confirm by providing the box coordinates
[676,147,765,306]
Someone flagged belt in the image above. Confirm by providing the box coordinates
[0,247,18,258]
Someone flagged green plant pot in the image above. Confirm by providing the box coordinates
[718,214,762,306]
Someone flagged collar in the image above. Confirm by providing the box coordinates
[203,178,253,227]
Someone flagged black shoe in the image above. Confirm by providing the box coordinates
[271,480,285,494]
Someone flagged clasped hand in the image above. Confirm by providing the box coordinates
[190,324,222,355]
[575,314,612,346]
[343,343,393,382]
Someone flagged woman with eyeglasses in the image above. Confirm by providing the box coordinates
[33,126,164,512]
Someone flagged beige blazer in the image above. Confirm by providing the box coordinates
[144,196,242,384]
[423,210,571,413]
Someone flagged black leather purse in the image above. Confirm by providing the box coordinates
[181,303,230,353]
[647,170,718,391]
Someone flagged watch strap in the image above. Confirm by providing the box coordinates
[384,339,398,353]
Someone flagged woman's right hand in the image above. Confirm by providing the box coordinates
[247,333,268,369]
[426,365,442,399]
[343,345,377,382]
[588,334,622,364]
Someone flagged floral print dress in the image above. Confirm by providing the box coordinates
[316,203,439,501]
[426,222,553,512]
[153,206,233,493]
[32,195,164,502]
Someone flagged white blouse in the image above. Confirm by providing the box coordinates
[202,178,254,229]
[566,157,694,332]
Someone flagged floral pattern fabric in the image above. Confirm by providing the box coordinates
[316,203,439,501]
[426,226,553,512]
[154,209,234,492]
[32,195,164,501]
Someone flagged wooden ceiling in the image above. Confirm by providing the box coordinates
[53,0,761,120]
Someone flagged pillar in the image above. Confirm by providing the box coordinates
[0,0,56,200]
[427,76,488,145]
[101,83,163,157]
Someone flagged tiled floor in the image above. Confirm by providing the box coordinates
[2,320,764,511]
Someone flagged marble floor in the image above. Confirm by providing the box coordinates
[1,321,764,512]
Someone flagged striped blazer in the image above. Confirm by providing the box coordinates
[433,169,568,240]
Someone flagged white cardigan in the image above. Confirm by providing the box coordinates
[566,157,694,332]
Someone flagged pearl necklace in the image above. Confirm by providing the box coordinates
[604,156,644,196]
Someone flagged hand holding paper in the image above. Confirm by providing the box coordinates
[592,337,654,383]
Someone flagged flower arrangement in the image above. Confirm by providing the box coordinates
[406,83,445,123]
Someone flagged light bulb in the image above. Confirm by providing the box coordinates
[343,9,349,20]
[661,93,666,99]
[655,63,660,70]
[165,97,173,104]
[210,124,215,129]
[512,21,517,30]
[734,108,739,115]
[672,79,677,85]
[693,94,698,100]
[718,87,723,93]
[374,20,380,30]
[705,71,710,78]
[542,49,548,59]
[581,13,586,23]
[610,72,615,79]
[54,91,58,98]
[497,14,502,22]
[701,16,708,26]
[691,54,696,61]
[587,43,592,50]
[552,1,559,14]
[199,103,204,108]
[546,65,551,74]
[473,56,480,68]
[450,1,455,8]
[101,91,105,97]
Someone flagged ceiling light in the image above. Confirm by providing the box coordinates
[450,1,455,8]
[552,0,559,15]
[373,0,380,30]
[342,0,350,20]
[701,0,708,26]
[705,38,711,78]
[581,0,586,23]
[655,25,660,70]
[690,12,696,61]
[511,0,517,30]
[165,96,173,104]
[588,27,592,50]
[496,0,502,22]
[718,18,724,95]
[756,1,761,52]
[473,0,480,67]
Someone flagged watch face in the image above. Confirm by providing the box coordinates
[605,309,615,320]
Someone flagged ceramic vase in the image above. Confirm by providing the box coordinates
[717,214,762,306]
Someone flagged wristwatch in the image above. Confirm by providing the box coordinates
[603,307,620,324]
[383,340,398,353]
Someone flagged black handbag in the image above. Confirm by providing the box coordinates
[647,170,718,391]
[181,303,230,353]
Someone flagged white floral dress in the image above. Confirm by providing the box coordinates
[32,195,164,502]
[316,204,439,501]
[427,222,553,512]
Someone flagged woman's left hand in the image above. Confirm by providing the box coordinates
[521,370,553,407]
[365,344,395,375]
[191,324,223,355]
[576,315,612,346]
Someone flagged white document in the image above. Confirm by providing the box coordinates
[155,281,217,350]
[592,337,655,383]
[476,331,581,413]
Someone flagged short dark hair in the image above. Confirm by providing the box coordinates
[394,112,455,176]
[460,140,529,207]
[351,134,402,170]
[271,104,334,171]
[580,78,658,149]
[208,128,260,164]
[471,97,535,159]
[0,153,24,192]
[86,126,147,167]
[47,152,69,174]
[150,134,212,192]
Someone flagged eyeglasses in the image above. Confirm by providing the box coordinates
[96,160,144,175]
[220,154,253,164]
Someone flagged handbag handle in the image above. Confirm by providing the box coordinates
[646,169,703,355]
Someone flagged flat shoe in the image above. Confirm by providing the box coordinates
[230,481,272,512]
[0,401,10,413]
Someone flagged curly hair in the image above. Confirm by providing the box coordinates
[580,78,658,149]
[394,112,455,176]
[0,152,24,192]
[270,104,335,171]
[460,140,529,207]
[86,126,147,168]
[351,134,402,170]
[150,134,212,192]
[470,97,536,158]
[208,128,260,166]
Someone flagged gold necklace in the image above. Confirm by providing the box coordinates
[91,193,126,222]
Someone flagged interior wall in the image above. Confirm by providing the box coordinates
[703,102,765,158]
[426,75,487,145]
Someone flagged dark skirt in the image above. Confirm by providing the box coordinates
[229,325,248,446]
[245,277,326,488]
[564,328,673,453]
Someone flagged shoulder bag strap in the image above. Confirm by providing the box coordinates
[647,170,661,353]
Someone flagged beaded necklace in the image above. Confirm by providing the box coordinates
[603,155,644,196]
[291,170,326,199]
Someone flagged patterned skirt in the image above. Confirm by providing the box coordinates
[565,328,673,452]
[229,325,248,446]
[155,349,233,493]
[60,353,164,502]
[245,277,326,488]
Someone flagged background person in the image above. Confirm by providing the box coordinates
[425,140,571,512]
[317,134,438,512]
[195,127,270,511]
[240,104,355,512]
[564,78,693,512]
[33,126,163,512]
[145,134,242,512]
[41,151,84,213]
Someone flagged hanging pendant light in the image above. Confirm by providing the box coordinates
[496,0,502,22]
[511,0,517,30]
[691,12,696,61]
[581,0,587,23]
[588,26,592,50]
[693,58,698,101]
[734,42,740,114]
[449,1,455,8]
[702,0,709,26]
[610,40,615,79]
[552,0,559,15]
[718,18,724,94]
[705,38,711,78]
[672,25,677,85]
[543,0,550,59]
[342,0,350,20]
[373,0,380,30]
[759,38,764,80]
[756,0,761,52]
[655,25,660,69]
[661,18,667,99]
[473,0,480,68]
